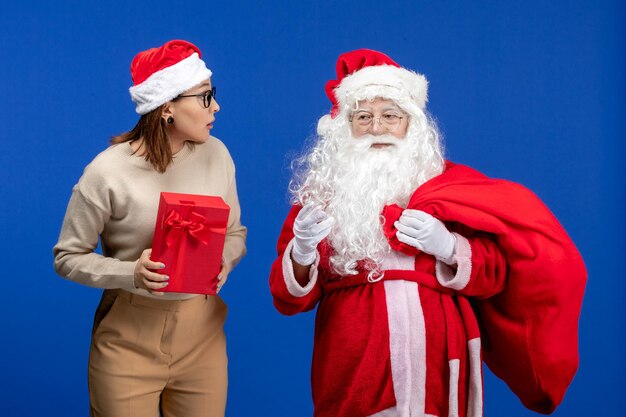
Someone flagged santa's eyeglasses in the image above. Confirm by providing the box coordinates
[349,110,406,133]
[174,86,217,108]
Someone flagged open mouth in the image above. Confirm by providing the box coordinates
[370,143,394,149]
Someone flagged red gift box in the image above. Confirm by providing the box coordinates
[150,192,230,295]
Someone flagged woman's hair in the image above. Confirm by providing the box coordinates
[111,105,174,173]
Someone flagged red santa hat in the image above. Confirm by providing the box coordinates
[129,40,213,115]
[318,49,428,134]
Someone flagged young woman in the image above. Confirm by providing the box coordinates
[53,40,247,417]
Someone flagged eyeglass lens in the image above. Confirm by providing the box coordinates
[352,112,402,131]
[204,87,217,108]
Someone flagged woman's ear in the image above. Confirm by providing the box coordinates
[161,103,174,122]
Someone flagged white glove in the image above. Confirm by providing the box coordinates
[394,209,456,264]
[292,204,335,266]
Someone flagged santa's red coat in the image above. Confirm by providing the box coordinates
[269,162,586,417]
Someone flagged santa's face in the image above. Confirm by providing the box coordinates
[292,98,444,276]
[349,98,409,141]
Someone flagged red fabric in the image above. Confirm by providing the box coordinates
[325,49,400,117]
[269,206,398,415]
[312,285,397,416]
[269,202,506,416]
[419,286,450,415]
[381,161,587,414]
[130,40,201,86]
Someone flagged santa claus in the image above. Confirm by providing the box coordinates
[269,49,586,417]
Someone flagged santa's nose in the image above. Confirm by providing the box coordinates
[370,118,386,135]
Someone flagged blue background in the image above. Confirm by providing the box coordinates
[1,1,623,416]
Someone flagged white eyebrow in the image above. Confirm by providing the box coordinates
[355,105,403,113]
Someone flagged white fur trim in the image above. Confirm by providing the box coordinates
[435,233,472,291]
[467,338,483,417]
[281,238,320,297]
[384,280,427,416]
[368,406,438,417]
[316,114,334,136]
[334,65,428,116]
[381,250,415,271]
[448,359,460,417]
[406,281,427,415]
[129,52,213,115]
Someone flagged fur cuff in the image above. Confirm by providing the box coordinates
[282,238,320,297]
[435,233,472,291]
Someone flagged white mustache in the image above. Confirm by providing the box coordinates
[346,134,405,151]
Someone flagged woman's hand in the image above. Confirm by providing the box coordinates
[133,249,169,295]
[216,259,230,293]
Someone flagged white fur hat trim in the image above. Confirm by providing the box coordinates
[334,64,428,115]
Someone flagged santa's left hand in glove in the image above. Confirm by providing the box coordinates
[394,209,456,265]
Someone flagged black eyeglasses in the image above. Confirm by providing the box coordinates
[175,86,216,108]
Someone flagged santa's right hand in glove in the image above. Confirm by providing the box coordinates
[292,203,334,266]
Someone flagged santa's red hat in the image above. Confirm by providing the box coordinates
[128,40,212,115]
[318,49,428,134]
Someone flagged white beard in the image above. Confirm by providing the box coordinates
[292,114,444,277]
[325,135,418,276]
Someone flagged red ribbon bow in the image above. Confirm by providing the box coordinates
[164,209,212,247]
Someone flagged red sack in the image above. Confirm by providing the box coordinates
[382,162,586,414]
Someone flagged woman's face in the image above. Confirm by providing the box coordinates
[167,79,219,144]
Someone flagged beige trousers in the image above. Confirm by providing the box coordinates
[88,289,228,417]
